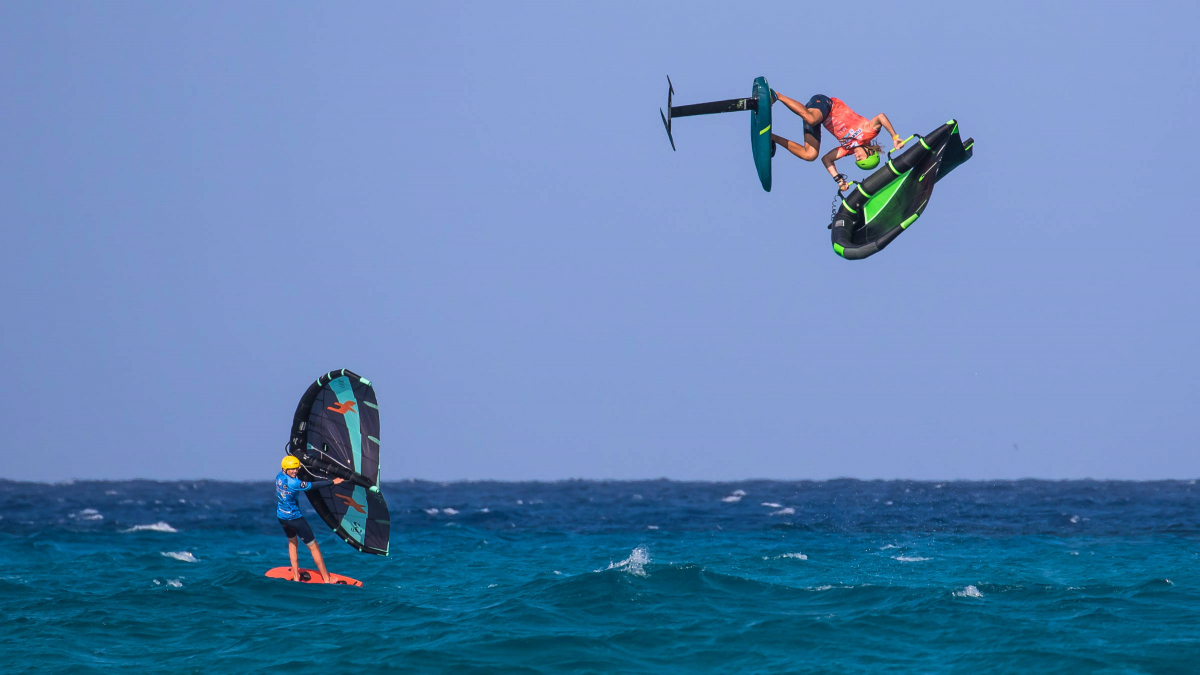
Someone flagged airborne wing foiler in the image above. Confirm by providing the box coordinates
[288,369,390,556]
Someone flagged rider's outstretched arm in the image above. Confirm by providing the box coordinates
[872,113,904,149]
[775,93,824,126]
[822,148,849,190]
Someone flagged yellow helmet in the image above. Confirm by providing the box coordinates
[281,456,301,471]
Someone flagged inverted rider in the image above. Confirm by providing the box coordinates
[276,456,344,583]
[769,93,905,192]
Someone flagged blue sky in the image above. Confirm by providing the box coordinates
[1,2,1197,481]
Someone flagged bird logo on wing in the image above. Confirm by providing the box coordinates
[335,493,367,514]
[327,401,357,415]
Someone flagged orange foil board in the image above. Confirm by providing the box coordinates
[264,567,363,587]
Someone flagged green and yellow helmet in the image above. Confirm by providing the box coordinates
[855,151,881,171]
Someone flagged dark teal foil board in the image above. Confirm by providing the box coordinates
[750,76,772,192]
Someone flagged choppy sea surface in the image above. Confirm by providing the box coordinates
[2,479,1198,674]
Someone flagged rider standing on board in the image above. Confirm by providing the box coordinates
[770,92,906,192]
[276,456,344,583]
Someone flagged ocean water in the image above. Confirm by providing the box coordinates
[2,479,1198,674]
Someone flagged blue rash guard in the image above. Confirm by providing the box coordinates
[275,471,333,520]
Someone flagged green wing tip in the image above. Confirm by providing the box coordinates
[370,485,380,493]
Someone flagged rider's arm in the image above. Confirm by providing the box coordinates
[285,476,333,491]
[822,148,849,190]
[774,92,824,126]
[872,113,904,149]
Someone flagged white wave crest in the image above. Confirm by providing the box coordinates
[770,507,795,516]
[162,551,199,563]
[602,546,650,577]
[778,552,808,560]
[760,502,782,508]
[70,508,103,521]
[892,555,931,562]
[124,522,178,533]
[954,585,983,598]
[721,490,746,503]
[166,579,183,588]
[423,508,439,515]
[442,508,459,515]
[880,544,899,550]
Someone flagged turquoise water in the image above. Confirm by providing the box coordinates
[2,479,1198,673]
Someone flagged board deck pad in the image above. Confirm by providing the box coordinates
[264,566,362,587]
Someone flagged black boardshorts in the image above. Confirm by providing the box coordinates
[803,94,832,142]
[279,516,315,544]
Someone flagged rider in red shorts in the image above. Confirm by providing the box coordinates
[770,92,906,192]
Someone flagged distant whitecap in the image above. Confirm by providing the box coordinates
[124,522,178,533]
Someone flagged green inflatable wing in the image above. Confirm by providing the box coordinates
[830,120,973,260]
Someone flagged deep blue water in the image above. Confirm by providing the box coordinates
[2,479,1198,674]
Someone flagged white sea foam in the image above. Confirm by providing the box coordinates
[761,502,781,508]
[124,522,178,533]
[602,546,650,577]
[777,552,808,560]
[770,507,795,516]
[1069,515,1080,523]
[885,501,894,506]
[893,555,931,562]
[516,500,523,505]
[70,508,103,521]
[423,508,439,515]
[722,490,746,503]
[647,525,659,530]
[479,508,491,513]
[810,585,833,591]
[880,544,899,550]
[954,585,983,598]
[631,494,643,501]
[105,490,118,496]
[162,551,199,563]
[166,579,183,588]
[442,508,459,515]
